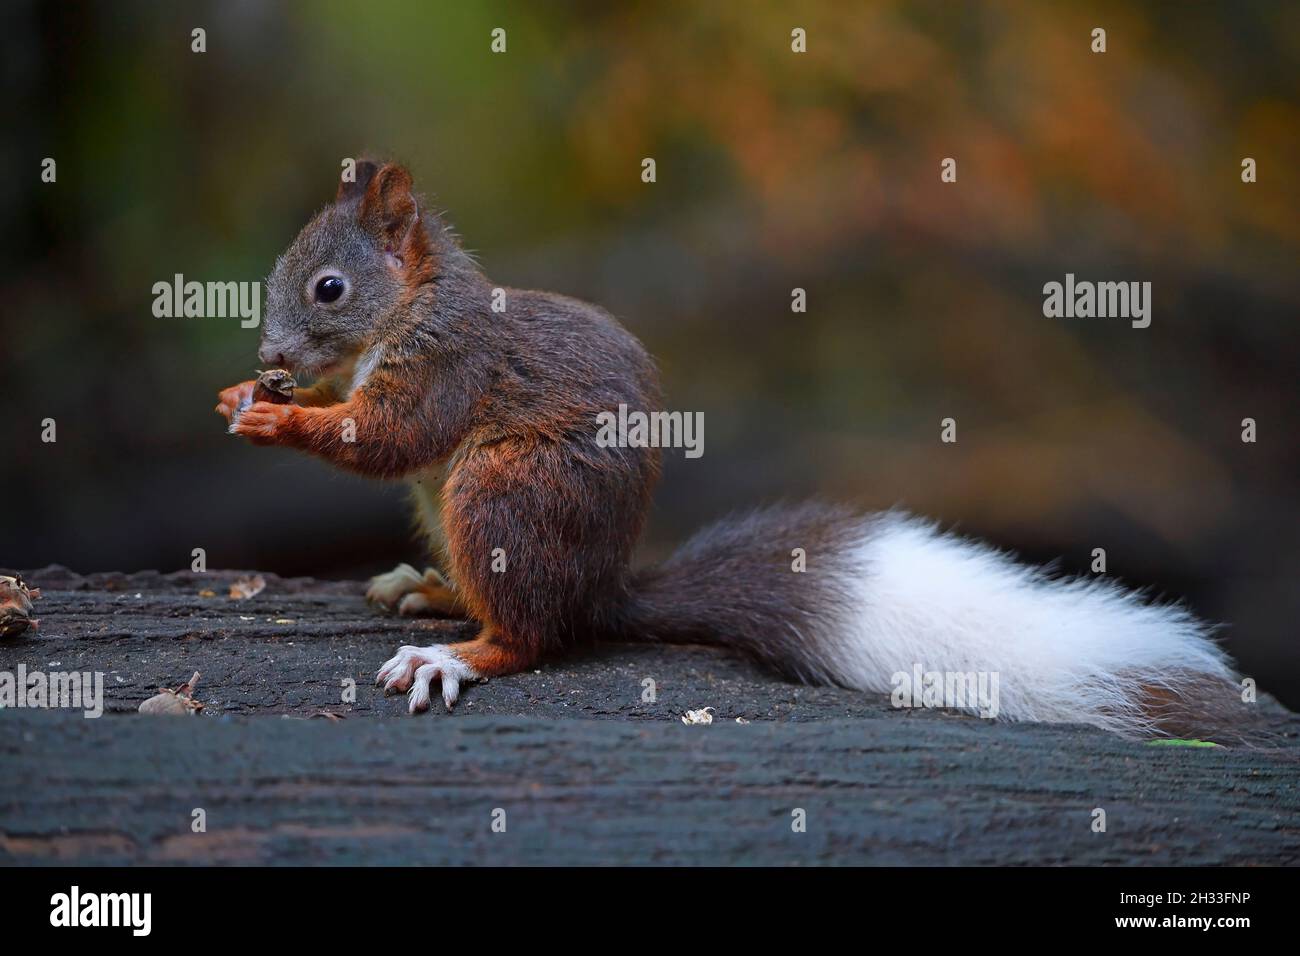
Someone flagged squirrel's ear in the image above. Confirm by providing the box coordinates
[358,163,419,245]
[358,163,430,276]
[336,159,380,203]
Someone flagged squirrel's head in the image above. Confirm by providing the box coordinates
[259,160,435,376]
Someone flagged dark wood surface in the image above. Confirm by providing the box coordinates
[2,567,1297,865]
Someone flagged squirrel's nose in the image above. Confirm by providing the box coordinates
[258,346,287,367]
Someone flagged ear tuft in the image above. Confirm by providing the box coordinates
[336,159,380,203]
[356,163,432,282]
[358,163,419,244]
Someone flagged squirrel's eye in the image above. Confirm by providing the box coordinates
[314,275,346,304]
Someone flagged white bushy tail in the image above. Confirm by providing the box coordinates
[839,513,1234,736]
[625,504,1238,738]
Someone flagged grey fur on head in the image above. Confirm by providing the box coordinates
[258,161,433,375]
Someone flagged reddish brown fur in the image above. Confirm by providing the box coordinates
[221,160,662,683]
[402,578,465,617]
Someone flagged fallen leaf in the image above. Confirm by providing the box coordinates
[0,574,41,639]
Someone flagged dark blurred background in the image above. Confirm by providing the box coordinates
[2,1,1297,703]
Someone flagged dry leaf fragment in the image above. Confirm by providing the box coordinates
[229,575,266,600]
[681,707,715,725]
[139,671,204,716]
[0,574,41,639]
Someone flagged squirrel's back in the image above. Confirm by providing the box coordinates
[474,288,662,443]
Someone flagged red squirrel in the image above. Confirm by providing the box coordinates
[217,160,1240,737]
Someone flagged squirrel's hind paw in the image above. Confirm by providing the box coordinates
[366,563,424,608]
[375,644,478,712]
[366,564,464,617]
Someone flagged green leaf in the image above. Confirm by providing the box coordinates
[1146,738,1220,748]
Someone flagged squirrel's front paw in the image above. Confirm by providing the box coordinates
[230,401,297,445]
[215,380,258,424]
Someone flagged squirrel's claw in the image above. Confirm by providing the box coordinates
[375,644,477,712]
[215,380,258,424]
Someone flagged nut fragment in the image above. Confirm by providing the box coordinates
[229,574,266,600]
[139,671,204,716]
[0,574,41,639]
[253,368,297,405]
[681,706,715,725]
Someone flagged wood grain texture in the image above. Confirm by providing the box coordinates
[1,567,1297,865]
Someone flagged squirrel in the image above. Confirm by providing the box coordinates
[217,159,1242,738]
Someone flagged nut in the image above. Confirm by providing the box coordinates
[252,368,298,405]
[139,671,204,716]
